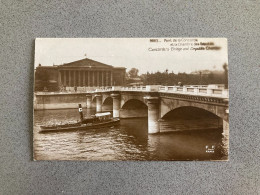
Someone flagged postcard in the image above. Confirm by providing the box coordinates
[33,38,229,161]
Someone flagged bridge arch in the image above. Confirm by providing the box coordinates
[102,96,113,105]
[160,98,228,122]
[102,94,112,104]
[120,95,147,109]
[162,106,224,120]
[120,99,148,118]
[102,96,113,111]
[160,105,226,133]
[91,96,97,108]
[121,99,147,109]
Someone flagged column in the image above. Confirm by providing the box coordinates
[86,94,92,109]
[77,70,78,86]
[223,120,229,136]
[111,94,120,118]
[92,71,95,87]
[60,71,63,86]
[97,71,100,87]
[78,71,81,86]
[144,97,160,134]
[95,94,102,113]
[61,70,64,87]
[106,71,109,86]
[64,70,66,86]
[81,71,83,86]
[69,70,71,87]
[58,70,61,86]
[108,71,110,86]
[102,71,104,86]
[73,71,76,86]
[83,71,86,86]
[88,71,90,87]
[111,71,113,86]
[89,71,92,87]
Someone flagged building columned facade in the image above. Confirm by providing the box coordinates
[35,58,126,90]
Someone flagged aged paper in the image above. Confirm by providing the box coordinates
[33,38,229,161]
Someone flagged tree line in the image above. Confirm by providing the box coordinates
[126,63,228,87]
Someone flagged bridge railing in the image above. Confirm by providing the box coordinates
[94,85,229,98]
[159,86,229,98]
[36,85,228,98]
[121,86,147,91]
[121,85,162,92]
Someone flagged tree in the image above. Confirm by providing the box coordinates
[35,69,49,81]
[127,68,139,78]
[223,63,228,89]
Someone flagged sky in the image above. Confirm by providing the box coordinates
[35,38,228,74]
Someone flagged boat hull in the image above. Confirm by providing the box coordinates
[40,118,120,133]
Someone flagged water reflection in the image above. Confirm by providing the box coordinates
[34,109,228,161]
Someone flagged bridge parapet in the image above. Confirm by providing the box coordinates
[86,85,229,98]
[121,85,161,92]
[36,85,229,99]
[159,86,229,98]
[96,85,229,98]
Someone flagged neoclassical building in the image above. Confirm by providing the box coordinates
[35,58,126,88]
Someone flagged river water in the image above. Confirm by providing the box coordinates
[33,109,228,161]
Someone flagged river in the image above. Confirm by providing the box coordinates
[33,109,228,161]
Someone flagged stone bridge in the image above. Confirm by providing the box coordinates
[85,85,229,134]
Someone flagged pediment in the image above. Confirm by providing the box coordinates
[59,58,113,68]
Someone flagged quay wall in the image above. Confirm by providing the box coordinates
[34,93,88,110]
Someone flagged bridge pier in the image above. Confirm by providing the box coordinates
[144,97,160,134]
[95,94,102,113]
[86,95,92,108]
[111,93,120,118]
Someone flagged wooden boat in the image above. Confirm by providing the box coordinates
[40,104,120,132]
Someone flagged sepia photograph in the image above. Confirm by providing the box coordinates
[33,38,229,161]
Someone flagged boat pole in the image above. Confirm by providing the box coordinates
[78,104,84,122]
